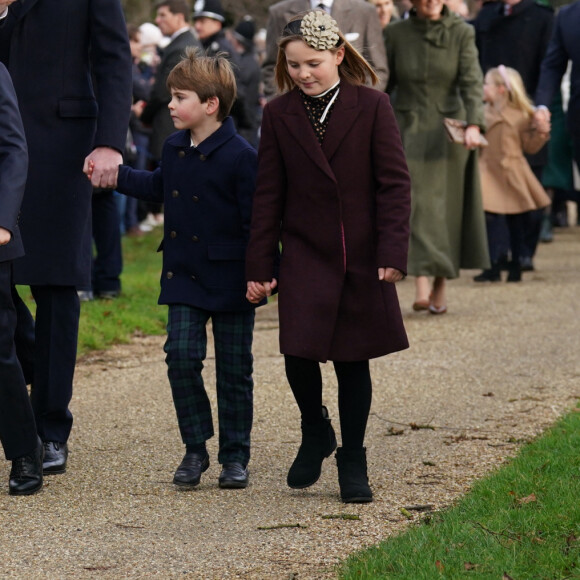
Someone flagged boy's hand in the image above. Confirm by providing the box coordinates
[378,267,404,283]
[0,226,11,246]
[246,279,277,303]
[83,146,121,189]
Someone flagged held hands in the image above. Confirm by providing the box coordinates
[378,267,404,283]
[246,279,277,303]
[83,147,122,189]
[464,125,481,150]
[533,108,551,134]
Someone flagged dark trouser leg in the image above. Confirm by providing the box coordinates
[284,355,323,424]
[165,305,213,446]
[334,360,372,450]
[29,285,79,443]
[506,213,525,282]
[12,286,35,385]
[212,309,255,465]
[91,191,122,295]
[484,212,510,264]
[0,264,37,460]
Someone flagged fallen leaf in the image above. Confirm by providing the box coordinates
[464,561,478,570]
[517,493,537,504]
[482,392,494,397]
[400,508,413,519]
[503,574,514,580]
[386,426,404,436]
[435,560,444,572]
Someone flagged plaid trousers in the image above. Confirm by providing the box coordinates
[164,304,255,465]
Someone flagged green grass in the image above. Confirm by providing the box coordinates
[339,409,580,579]
[16,231,167,355]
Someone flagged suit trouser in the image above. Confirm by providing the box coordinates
[13,284,79,443]
[164,305,255,465]
[90,191,122,294]
[0,262,37,460]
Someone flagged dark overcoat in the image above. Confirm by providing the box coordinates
[117,117,261,313]
[0,62,27,264]
[245,83,411,363]
[0,0,132,287]
[535,1,580,146]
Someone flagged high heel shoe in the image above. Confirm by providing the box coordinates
[428,303,447,315]
[412,299,430,311]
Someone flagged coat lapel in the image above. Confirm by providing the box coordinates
[321,82,360,162]
[14,0,40,19]
[280,88,338,183]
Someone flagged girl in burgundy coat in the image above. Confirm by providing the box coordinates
[246,11,411,503]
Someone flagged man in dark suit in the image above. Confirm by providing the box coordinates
[535,1,580,168]
[0,0,132,475]
[141,0,200,163]
[472,0,554,271]
[0,62,43,496]
[262,0,389,97]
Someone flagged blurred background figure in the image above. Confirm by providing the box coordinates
[385,0,489,314]
[230,15,262,147]
[368,0,399,31]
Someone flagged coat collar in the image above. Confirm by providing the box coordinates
[10,0,39,20]
[279,82,360,182]
[166,116,237,156]
[484,103,525,130]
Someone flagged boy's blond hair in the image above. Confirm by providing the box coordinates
[167,47,237,121]
[274,13,378,93]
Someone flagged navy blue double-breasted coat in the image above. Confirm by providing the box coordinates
[117,117,261,312]
[0,0,132,287]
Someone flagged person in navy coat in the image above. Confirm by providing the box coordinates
[535,1,580,168]
[111,49,263,490]
[0,0,132,474]
[0,62,43,495]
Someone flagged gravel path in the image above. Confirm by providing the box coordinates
[1,226,579,579]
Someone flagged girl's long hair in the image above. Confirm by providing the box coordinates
[487,66,535,118]
[274,15,378,93]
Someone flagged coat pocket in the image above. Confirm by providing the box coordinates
[58,98,98,118]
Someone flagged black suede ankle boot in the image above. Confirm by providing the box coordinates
[287,406,337,489]
[335,447,372,503]
[507,261,522,282]
[473,263,501,282]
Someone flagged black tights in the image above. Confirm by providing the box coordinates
[284,355,372,450]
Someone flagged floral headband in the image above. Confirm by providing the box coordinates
[281,10,341,51]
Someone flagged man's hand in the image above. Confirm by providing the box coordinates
[0,226,11,245]
[246,279,277,303]
[83,147,122,189]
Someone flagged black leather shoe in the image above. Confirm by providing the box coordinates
[9,438,44,496]
[173,451,209,487]
[42,441,68,474]
[219,463,249,489]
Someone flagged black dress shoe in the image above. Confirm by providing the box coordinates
[218,463,249,489]
[43,441,68,474]
[173,451,209,487]
[9,438,44,496]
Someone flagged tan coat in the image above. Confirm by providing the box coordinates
[479,105,551,214]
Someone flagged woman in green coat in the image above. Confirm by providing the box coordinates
[385,0,489,314]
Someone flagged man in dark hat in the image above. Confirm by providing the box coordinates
[231,16,261,147]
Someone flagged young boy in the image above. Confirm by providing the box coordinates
[0,62,43,496]
[104,48,262,489]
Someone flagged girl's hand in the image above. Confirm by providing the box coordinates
[378,267,404,283]
[464,125,481,149]
[246,279,278,303]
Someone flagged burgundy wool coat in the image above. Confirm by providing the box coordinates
[246,82,411,362]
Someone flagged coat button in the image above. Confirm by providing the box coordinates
[199,154,206,161]
[192,235,199,242]
[178,151,185,158]
[191,274,196,281]
[172,190,179,197]
[167,271,174,279]
[192,195,199,202]
[170,231,177,238]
